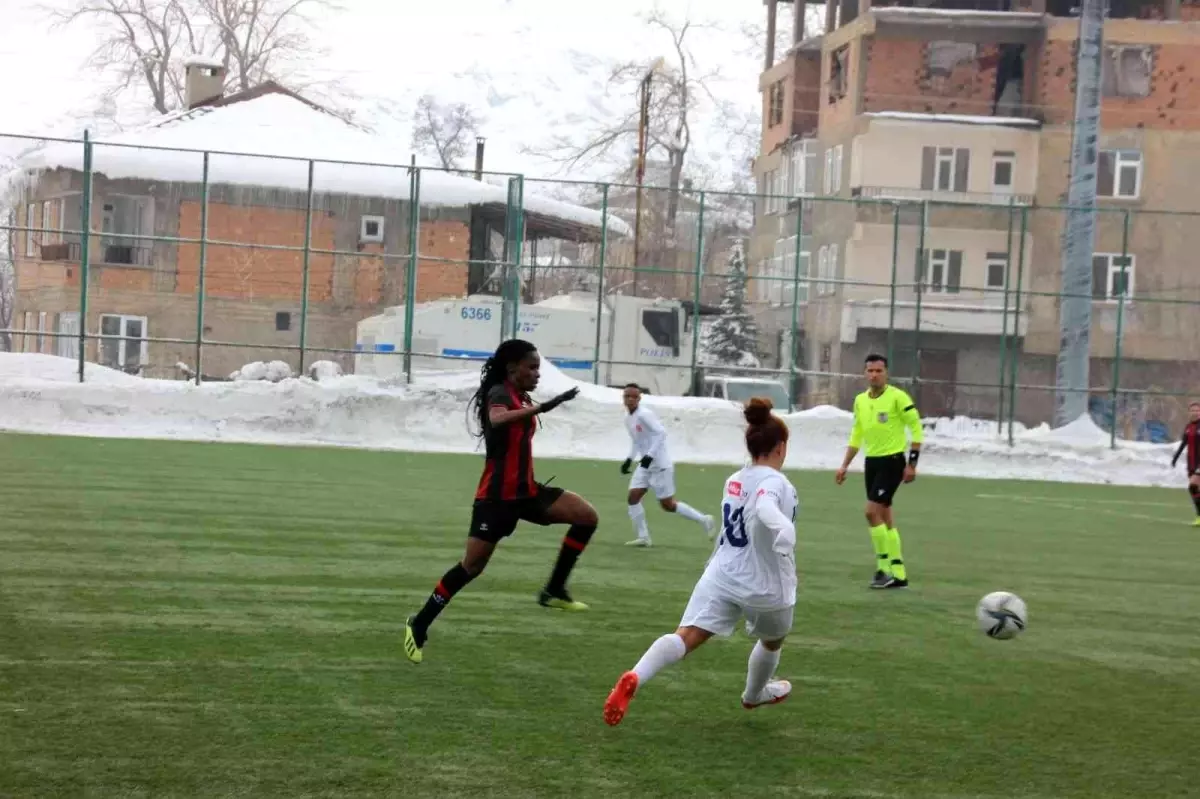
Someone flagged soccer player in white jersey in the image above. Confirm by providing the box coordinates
[620,384,714,547]
[604,397,798,725]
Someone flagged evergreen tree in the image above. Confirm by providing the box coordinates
[704,238,760,368]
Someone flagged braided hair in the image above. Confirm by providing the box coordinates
[468,339,538,439]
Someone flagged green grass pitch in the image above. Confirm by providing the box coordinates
[0,432,1196,798]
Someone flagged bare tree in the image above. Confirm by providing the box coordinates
[525,9,721,236]
[411,95,482,171]
[50,0,349,119]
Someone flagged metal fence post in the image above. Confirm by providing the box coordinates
[194,151,210,386]
[404,167,421,383]
[77,131,92,384]
[788,197,805,411]
[592,184,609,386]
[688,191,705,394]
[297,160,315,375]
[1109,209,1132,449]
[912,200,928,387]
[1007,206,1029,446]
[997,199,1016,435]
[886,202,900,367]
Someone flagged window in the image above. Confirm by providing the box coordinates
[641,308,681,357]
[829,46,848,102]
[20,311,33,352]
[786,139,817,197]
[1101,45,1152,99]
[360,215,385,243]
[41,200,59,246]
[56,312,80,359]
[921,147,970,193]
[823,145,843,195]
[275,312,292,331]
[36,311,46,354]
[917,248,962,294]
[816,246,828,296]
[99,314,148,372]
[991,151,1015,193]
[827,243,838,296]
[24,203,36,257]
[100,196,153,266]
[1097,150,1141,199]
[768,236,808,305]
[1092,254,1135,301]
[985,252,1009,290]
[768,80,785,128]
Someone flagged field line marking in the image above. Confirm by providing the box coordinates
[975,493,1177,508]
[977,494,1180,524]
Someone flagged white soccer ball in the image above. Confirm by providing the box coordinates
[976,591,1027,640]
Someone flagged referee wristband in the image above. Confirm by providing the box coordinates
[908,450,920,466]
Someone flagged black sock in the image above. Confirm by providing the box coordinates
[1190,485,1200,515]
[546,525,596,595]
[411,563,475,643]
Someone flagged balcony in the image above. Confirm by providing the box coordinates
[34,238,154,267]
[853,186,1033,206]
[840,298,1029,343]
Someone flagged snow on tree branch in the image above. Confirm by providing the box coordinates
[49,0,354,122]
[703,238,761,369]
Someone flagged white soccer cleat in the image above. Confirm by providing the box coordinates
[742,679,792,710]
[625,538,652,548]
[702,515,716,540]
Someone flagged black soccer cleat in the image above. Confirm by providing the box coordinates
[870,570,891,589]
[883,576,909,589]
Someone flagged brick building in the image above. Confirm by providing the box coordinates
[752,0,1200,431]
[6,64,620,378]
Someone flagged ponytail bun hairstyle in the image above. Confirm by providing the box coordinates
[744,396,790,459]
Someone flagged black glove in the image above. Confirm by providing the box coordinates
[538,387,579,414]
[639,456,653,469]
[620,458,633,475]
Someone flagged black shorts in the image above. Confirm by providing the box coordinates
[864,454,906,507]
[468,484,565,543]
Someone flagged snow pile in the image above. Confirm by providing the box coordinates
[308,360,343,381]
[230,360,293,383]
[15,92,631,237]
[0,354,1185,489]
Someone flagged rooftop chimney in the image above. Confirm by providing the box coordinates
[183,57,228,109]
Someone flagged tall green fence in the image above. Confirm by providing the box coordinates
[2,132,1198,448]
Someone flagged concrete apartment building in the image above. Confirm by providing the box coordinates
[752,0,1200,429]
[6,62,617,378]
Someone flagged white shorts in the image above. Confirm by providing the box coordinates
[678,576,794,641]
[629,466,676,499]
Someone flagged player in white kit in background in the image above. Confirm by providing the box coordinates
[604,397,799,726]
[620,384,714,547]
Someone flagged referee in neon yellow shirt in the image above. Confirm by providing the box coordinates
[835,354,923,589]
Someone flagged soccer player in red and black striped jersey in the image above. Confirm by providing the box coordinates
[1170,401,1200,526]
[403,339,600,664]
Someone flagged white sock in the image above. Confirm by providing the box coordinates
[632,633,687,684]
[673,501,707,525]
[628,503,650,540]
[743,641,781,701]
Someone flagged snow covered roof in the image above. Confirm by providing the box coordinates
[864,111,1041,129]
[17,88,631,239]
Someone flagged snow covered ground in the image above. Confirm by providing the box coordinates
[0,353,1184,489]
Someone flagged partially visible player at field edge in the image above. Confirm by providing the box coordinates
[604,397,799,726]
[1169,401,1200,526]
[403,339,599,664]
[835,353,923,589]
[620,383,715,547]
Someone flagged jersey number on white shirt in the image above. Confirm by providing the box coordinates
[720,502,749,548]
